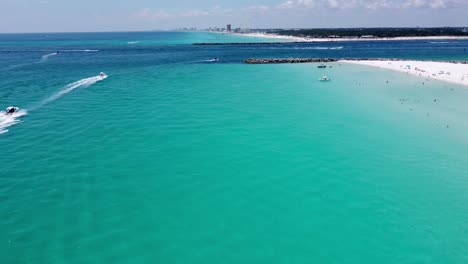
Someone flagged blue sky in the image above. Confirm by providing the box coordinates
[0,0,467,32]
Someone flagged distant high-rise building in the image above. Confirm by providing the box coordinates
[227,24,232,32]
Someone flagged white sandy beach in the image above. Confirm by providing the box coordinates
[342,60,468,87]
[239,32,468,42]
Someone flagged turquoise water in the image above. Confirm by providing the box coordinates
[1,32,468,263]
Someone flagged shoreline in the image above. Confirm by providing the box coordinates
[341,60,468,87]
[242,57,468,87]
[244,58,468,65]
[238,32,468,42]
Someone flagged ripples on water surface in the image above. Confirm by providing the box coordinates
[1,32,468,263]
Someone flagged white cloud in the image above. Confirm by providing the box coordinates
[277,1,295,9]
[256,5,271,11]
[275,0,392,10]
[326,0,340,8]
[277,0,315,9]
[244,5,271,13]
[134,7,222,20]
[365,0,392,10]
[298,0,316,7]
[136,8,174,19]
[430,0,447,9]
[132,0,458,22]
[412,0,427,8]
[402,0,450,9]
[179,10,210,18]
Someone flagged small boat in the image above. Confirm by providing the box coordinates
[99,72,107,78]
[318,65,327,68]
[5,106,19,115]
[319,76,331,82]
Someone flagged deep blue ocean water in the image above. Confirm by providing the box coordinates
[1,32,468,263]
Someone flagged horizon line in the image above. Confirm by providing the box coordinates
[1,26,468,34]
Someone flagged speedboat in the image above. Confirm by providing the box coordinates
[319,76,331,82]
[99,72,107,78]
[5,106,19,115]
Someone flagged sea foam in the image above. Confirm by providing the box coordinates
[0,110,28,135]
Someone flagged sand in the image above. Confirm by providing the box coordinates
[239,33,468,43]
[341,60,468,87]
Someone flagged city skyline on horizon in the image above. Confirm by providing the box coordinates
[1,0,468,33]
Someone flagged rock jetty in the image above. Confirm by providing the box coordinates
[245,58,338,64]
[193,42,304,45]
[244,58,468,64]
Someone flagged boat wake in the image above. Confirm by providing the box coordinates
[0,110,28,135]
[1,50,98,71]
[40,52,59,62]
[40,49,98,52]
[68,49,99,52]
[0,49,99,52]
[2,62,33,71]
[296,46,344,50]
[203,58,220,62]
[31,74,108,110]
[2,74,107,134]
[266,46,344,50]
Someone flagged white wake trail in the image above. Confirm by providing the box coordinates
[295,46,344,50]
[1,74,107,134]
[2,52,59,71]
[0,110,28,135]
[31,74,108,110]
[40,52,59,62]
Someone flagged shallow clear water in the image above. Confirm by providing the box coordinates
[1,32,468,263]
